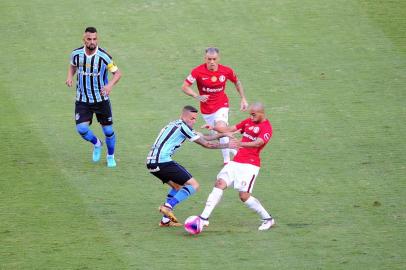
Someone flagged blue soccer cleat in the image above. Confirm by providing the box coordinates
[92,143,102,162]
[106,155,116,168]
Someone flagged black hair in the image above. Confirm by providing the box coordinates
[85,27,97,33]
[183,105,198,113]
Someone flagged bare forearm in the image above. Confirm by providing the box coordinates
[235,80,246,99]
[202,133,226,141]
[66,65,77,87]
[213,125,237,133]
[239,140,264,148]
[235,81,248,110]
[109,70,122,86]
[67,65,76,79]
[195,137,229,149]
[181,83,198,98]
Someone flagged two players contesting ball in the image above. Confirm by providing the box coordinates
[147,102,275,233]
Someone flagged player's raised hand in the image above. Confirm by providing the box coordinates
[240,98,248,111]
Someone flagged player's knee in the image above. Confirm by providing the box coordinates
[239,192,250,202]
[186,178,200,191]
[214,120,227,129]
[102,125,115,137]
[193,182,200,191]
[214,179,227,189]
[76,123,89,136]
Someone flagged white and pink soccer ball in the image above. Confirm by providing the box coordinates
[184,216,203,235]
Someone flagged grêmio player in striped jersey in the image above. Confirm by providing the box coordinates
[66,27,121,167]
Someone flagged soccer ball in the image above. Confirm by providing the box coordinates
[184,216,203,235]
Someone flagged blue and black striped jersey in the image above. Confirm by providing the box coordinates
[147,120,200,164]
[70,46,118,103]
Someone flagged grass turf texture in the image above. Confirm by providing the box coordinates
[1,0,405,269]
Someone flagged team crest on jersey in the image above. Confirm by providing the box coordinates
[241,181,247,187]
[253,127,260,134]
[219,75,226,82]
[211,76,217,82]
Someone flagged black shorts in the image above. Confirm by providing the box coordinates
[146,161,192,185]
[75,100,113,125]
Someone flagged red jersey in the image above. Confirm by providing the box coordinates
[185,63,238,114]
[233,118,272,167]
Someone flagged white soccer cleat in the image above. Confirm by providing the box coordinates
[258,218,276,231]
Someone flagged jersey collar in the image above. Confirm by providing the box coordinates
[84,46,99,57]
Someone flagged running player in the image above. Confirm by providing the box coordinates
[181,47,248,164]
[66,27,121,167]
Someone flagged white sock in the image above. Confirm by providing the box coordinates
[244,196,271,220]
[230,148,237,156]
[220,137,230,163]
[200,187,224,219]
[161,216,170,223]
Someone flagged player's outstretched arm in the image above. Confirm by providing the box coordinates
[238,138,265,148]
[200,130,239,141]
[202,124,239,134]
[193,137,236,149]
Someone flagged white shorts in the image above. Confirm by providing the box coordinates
[202,107,229,126]
[217,161,260,193]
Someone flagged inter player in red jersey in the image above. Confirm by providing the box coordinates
[198,102,276,231]
[181,47,248,164]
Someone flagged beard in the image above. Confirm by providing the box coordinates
[86,44,96,51]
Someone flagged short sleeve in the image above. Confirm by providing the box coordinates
[99,49,118,73]
[180,123,200,141]
[258,123,272,143]
[107,61,118,73]
[227,67,238,84]
[70,51,76,66]
[185,68,198,85]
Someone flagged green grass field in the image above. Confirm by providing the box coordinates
[1,0,405,269]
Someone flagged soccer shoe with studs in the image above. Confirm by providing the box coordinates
[92,143,103,162]
[258,218,276,231]
[159,205,179,223]
[159,220,183,227]
[106,155,116,168]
